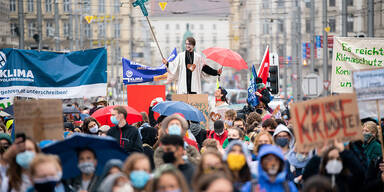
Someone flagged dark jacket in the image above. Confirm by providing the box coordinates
[64,174,99,192]
[93,159,123,190]
[178,162,195,188]
[107,123,143,153]
[363,156,384,191]
[363,138,382,166]
[189,123,206,149]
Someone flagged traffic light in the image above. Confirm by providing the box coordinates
[268,65,279,95]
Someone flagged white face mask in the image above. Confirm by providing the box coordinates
[325,159,343,175]
[89,125,99,133]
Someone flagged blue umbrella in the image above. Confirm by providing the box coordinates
[152,101,206,122]
[42,134,128,179]
[63,106,80,114]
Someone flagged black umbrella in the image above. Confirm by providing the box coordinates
[62,106,80,114]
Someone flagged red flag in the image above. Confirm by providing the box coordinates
[257,46,270,84]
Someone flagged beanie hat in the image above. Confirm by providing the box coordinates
[0,133,12,144]
[214,120,224,133]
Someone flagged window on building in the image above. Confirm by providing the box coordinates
[46,21,53,37]
[84,24,91,38]
[63,0,70,12]
[276,0,284,8]
[176,35,180,44]
[115,46,121,61]
[63,22,69,37]
[190,24,194,30]
[263,20,270,34]
[166,35,169,43]
[10,23,17,36]
[262,0,269,8]
[28,21,36,38]
[83,0,90,13]
[200,34,204,43]
[200,24,204,30]
[45,0,52,12]
[329,18,336,32]
[278,20,284,32]
[99,0,105,13]
[305,1,310,8]
[347,0,353,6]
[329,0,335,7]
[213,24,216,30]
[347,16,354,32]
[114,0,120,13]
[212,35,217,44]
[305,19,311,33]
[27,0,34,12]
[278,45,284,57]
[165,24,169,30]
[176,24,180,30]
[98,23,105,38]
[10,0,16,12]
[114,23,120,38]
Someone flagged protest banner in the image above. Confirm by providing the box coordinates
[290,93,362,150]
[0,97,12,110]
[331,37,384,93]
[126,85,166,119]
[14,99,63,141]
[122,48,177,85]
[352,68,384,101]
[0,48,107,98]
[172,94,209,129]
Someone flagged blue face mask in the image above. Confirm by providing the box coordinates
[130,170,150,189]
[110,116,119,125]
[168,124,182,136]
[16,151,35,169]
[275,137,289,147]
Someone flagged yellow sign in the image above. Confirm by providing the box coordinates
[84,16,93,24]
[324,26,330,32]
[159,2,167,11]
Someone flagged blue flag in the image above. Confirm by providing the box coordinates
[123,48,177,84]
[0,48,107,98]
[247,65,259,107]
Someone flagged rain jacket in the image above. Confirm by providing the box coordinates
[208,129,228,146]
[98,173,133,192]
[107,123,143,153]
[272,124,295,157]
[255,145,297,192]
[93,159,123,190]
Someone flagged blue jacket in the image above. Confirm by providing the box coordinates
[257,145,297,192]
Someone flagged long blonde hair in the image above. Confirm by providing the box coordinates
[253,131,274,155]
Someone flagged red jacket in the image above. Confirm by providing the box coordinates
[208,130,228,146]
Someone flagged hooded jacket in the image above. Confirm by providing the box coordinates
[98,173,133,192]
[94,159,123,190]
[257,145,297,192]
[273,124,295,156]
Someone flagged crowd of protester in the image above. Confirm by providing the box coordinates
[0,91,384,192]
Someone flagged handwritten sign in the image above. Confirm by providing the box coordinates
[14,99,63,141]
[353,68,384,101]
[290,93,362,150]
[331,37,384,93]
[172,94,209,129]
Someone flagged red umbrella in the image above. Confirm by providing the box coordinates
[203,47,248,70]
[91,105,143,127]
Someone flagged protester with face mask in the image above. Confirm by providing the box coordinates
[272,124,295,157]
[158,135,195,188]
[82,117,101,135]
[27,154,65,192]
[207,120,228,146]
[66,148,99,192]
[107,106,143,153]
[223,141,254,191]
[362,121,382,166]
[287,148,313,186]
[318,144,365,192]
[0,133,12,192]
[123,153,152,191]
[98,173,133,192]
[94,159,123,191]
[149,164,189,192]
[7,137,40,192]
[224,110,236,129]
[252,145,297,192]
[262,118,278,136]
[192,149,232,187]
[222,127,250,149]
[154,114,200,168]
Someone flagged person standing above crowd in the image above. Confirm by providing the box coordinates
[107,106,143,153]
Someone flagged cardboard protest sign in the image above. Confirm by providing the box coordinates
[331,37,384,93]
[14,99,63,141]
[127,85,166,119]
[290,93,362,150]
[352,68,384,101]
[172,94,209,129]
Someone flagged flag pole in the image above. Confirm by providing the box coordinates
[145,16,165,60]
